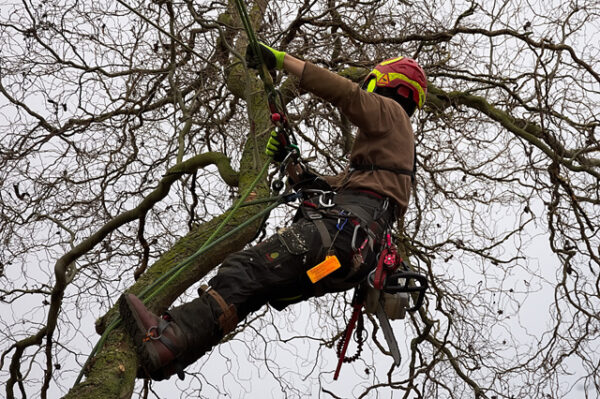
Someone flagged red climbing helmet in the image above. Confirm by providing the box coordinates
[365,57,427,109]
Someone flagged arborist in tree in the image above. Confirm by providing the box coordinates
[119,43,427,381]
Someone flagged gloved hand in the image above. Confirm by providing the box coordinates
[246,42,286,70]
[265,129,297,162]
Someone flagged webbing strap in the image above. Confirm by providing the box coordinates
[202,285,238,334]
[150,319,181,356]
[333,194,393,236]
[313,219,332,260]
[349,144,417,182]
[349,163,414,180]
[337,203,380,233]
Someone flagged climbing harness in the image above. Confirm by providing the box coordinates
[293,189,396,287]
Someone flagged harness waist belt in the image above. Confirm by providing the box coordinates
[334,193,394,237]
[298,190,395,258]
[350,163,415,182]
[333,191,397,222]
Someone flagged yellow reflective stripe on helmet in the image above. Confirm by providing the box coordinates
[369,68,384,80]
[388,72,425,108]
[369,69,425,108]
[379,56,404,66]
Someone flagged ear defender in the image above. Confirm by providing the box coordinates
[366,78,377,93]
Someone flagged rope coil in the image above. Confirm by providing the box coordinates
[335,310,366,363]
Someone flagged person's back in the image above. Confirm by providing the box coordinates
[299,59,422,215]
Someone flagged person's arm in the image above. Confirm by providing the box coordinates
[246,43,306,77]
[280,53,394,135]
[299,62,400,135]
[282,54,305,78]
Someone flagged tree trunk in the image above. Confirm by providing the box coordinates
[63,49,275,399]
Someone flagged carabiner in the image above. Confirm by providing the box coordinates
[319,192,335,208]
[336,211,348,231]
[351,224,368,252]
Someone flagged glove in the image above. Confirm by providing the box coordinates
[246,42,285,70]
[265,130,297,162]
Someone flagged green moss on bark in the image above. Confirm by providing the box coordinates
[63,331,137,399]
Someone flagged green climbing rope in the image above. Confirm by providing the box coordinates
[140,161,271,302]
[233,0,271,87]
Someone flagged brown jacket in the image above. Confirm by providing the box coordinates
[299,62,414,217]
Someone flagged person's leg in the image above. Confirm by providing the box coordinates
[120,218,324,380]
[207,218,323,316]
[119,292,223,381]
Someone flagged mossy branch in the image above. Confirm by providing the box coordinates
[428,86,600,179]
[43,152,239,399]
[168,151,240,186]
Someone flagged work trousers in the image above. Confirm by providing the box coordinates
[167,192,392,372]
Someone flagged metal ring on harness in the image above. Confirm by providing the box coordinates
[146,326,161,340]
[318,192,335,208]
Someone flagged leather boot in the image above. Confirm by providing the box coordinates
[120,289,238,381]
[119,294,186,380]
[165,286,238,373]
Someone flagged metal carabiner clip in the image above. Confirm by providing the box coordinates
[352,224,372,252]
[319,191,335,208]
[381,197,389,212]
[351,224,361,251]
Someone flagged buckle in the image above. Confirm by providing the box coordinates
[304,208,323,220]
[300,189,336,208]
[301,188,329,196]
[381,197,389,212]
